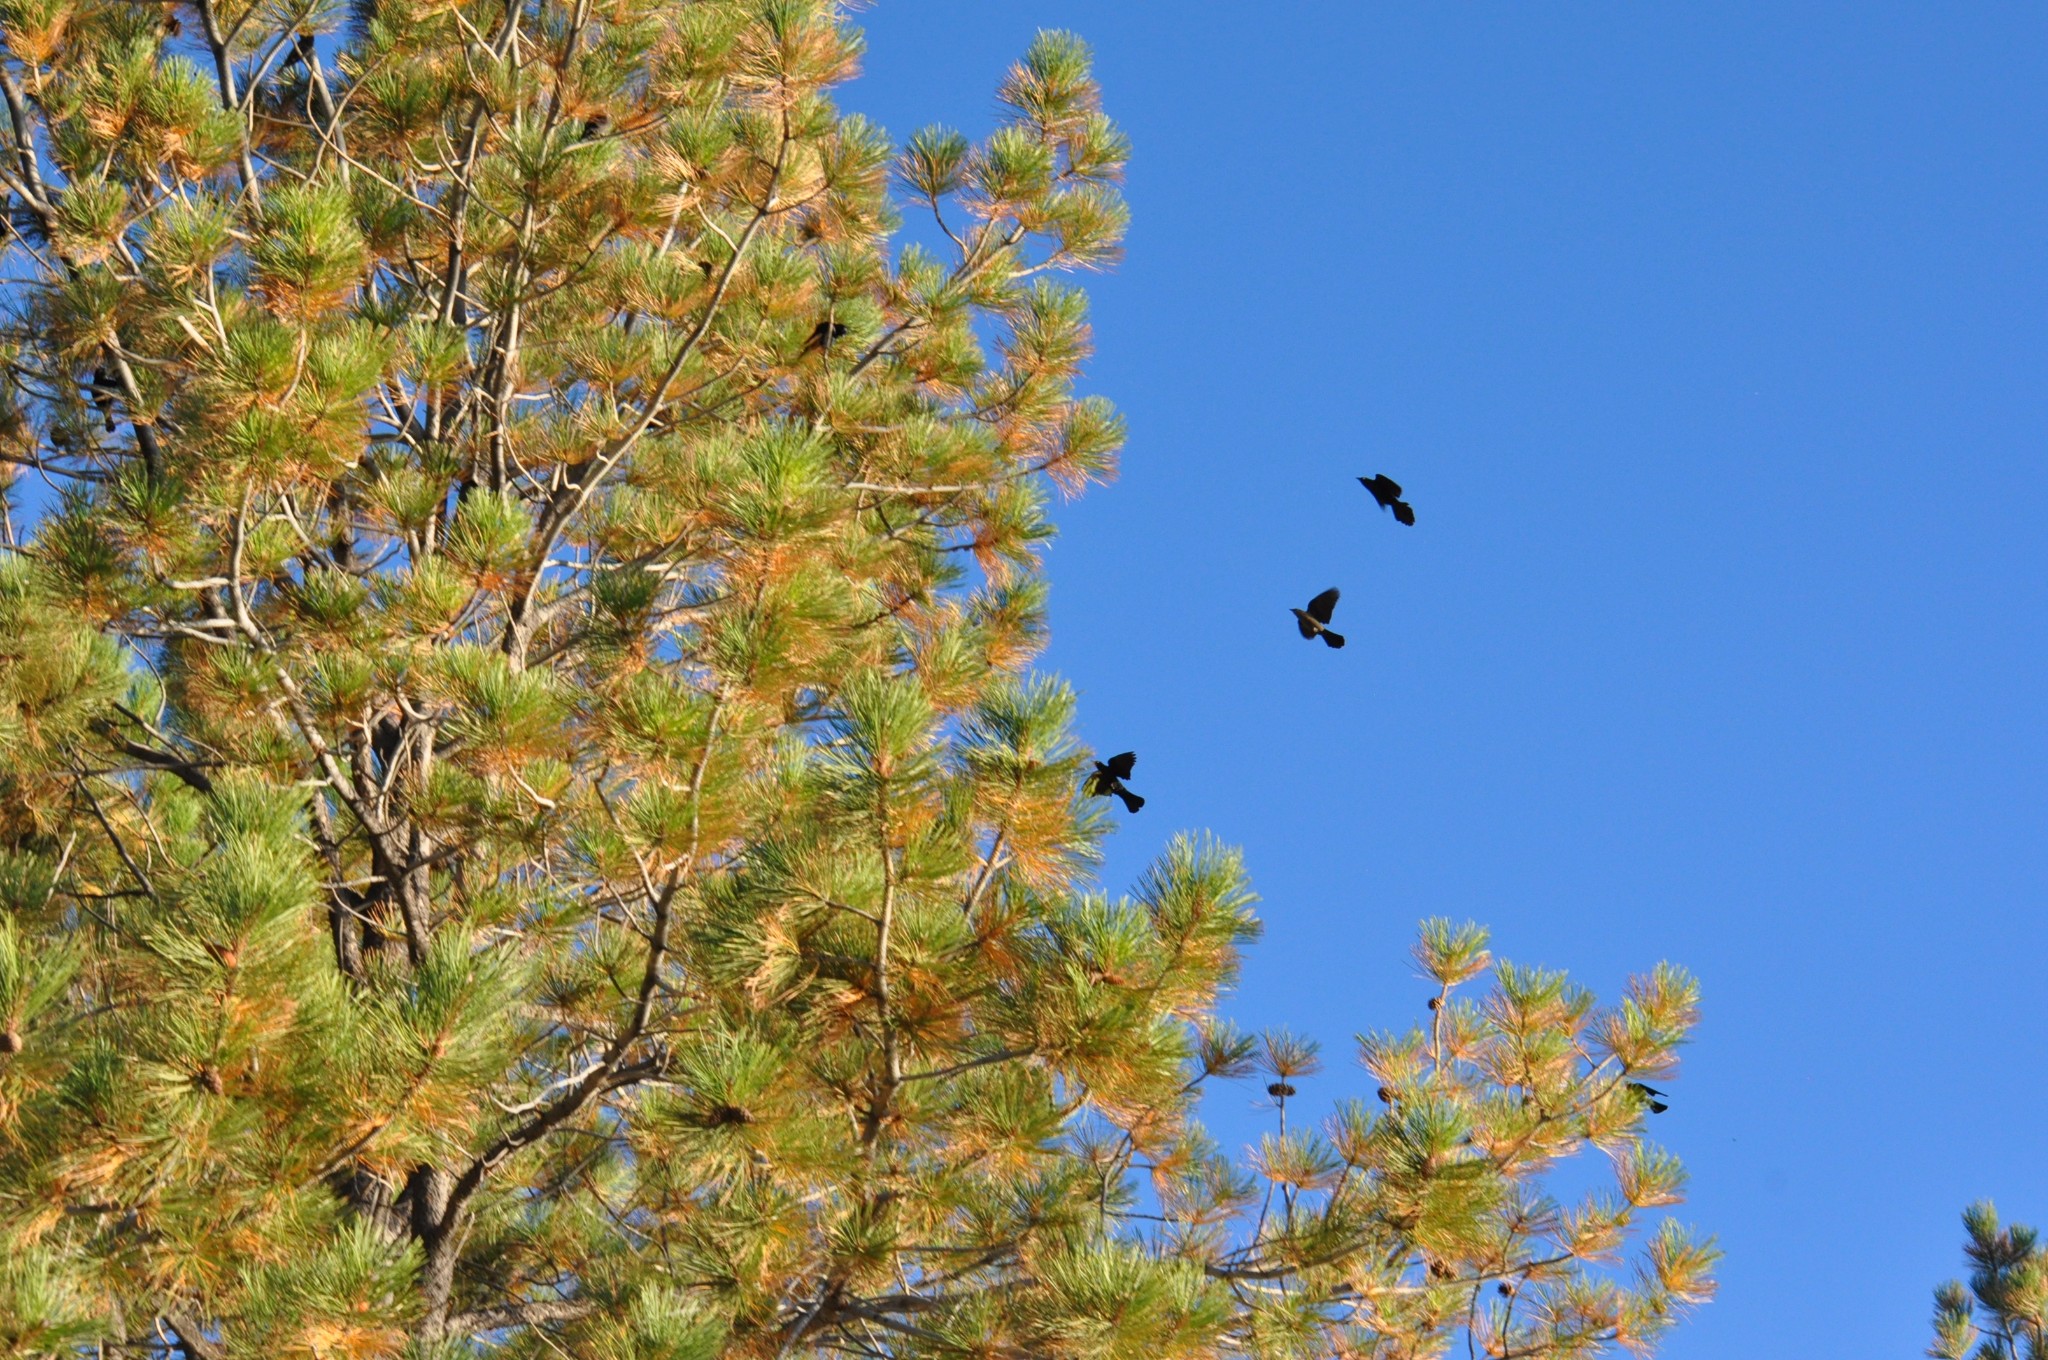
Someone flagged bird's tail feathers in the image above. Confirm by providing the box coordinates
[1118,790,1145,813]
[1322,631,1346,649]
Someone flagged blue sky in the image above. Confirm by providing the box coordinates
[851,4,2048,1354]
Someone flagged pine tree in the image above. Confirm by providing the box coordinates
[0,2,1715,1356]
[1929,1203,2048,1360]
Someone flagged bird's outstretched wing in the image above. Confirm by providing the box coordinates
[1086,768,1113,797]
[1626,1082,1670,1113]
[1391,500,1415,526]
[1359,474,1403,506]
[1103,751,1137,780]
[1306,588,1340,624]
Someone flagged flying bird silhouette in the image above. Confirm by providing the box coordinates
[1291,588,1345,648]
[1358,473,1415,526]
[1626,1081,1669,1114]
[1087,751,1144,813]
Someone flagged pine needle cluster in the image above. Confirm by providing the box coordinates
[1930,1202,2048,1360]
[0,2,1713,1356]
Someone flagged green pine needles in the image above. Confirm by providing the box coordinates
[1930,1203,2048,1360]
[0,1,1714,1356]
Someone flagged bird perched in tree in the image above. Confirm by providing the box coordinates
[802,319,850,355]
[1087,751,1144,812]
[1626,1081,1669,1114]
[88,369,117,432]
[1292,588,1345,648]
[368,711,404,775]
[1358,473,1415,526]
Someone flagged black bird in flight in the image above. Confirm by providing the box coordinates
[802,319,850,355]
[1626,1081,1669,1114]
[1087,751,1144,813]
[1358,473,1415,526]
[1292,588,1345,648]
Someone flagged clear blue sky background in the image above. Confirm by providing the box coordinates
[850,4,2048,1355]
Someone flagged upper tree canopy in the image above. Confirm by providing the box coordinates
[1930,1203,2048,1360]
[0,2,1713,1356]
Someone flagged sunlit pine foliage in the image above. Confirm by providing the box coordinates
[0,2,1713,1356]
[1203,920,1718,1359]
[1929,1202,2048,1360]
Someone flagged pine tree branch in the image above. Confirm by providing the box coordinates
[897,1047,1034,1085]
[859,797,901,1150]
[0,64,165,478]
[74,771,158,903]
[424,670,722,1300]
[159,1310,224,1360]
[191,0,262,205]
[0,62,53,216]
[506,125,797,664]
[775,1287,835,1359]
[475,0,593,499]
[444,1298,599,1335]
[88,721,218,794]
[834,1304,955,1350]
[428,870,683,1325]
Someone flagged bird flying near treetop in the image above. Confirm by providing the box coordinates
[1087,751,1144,812]
[1293,588,1346,649]
[1359,473,1416,526]
[1627,1081,1670,1114]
